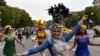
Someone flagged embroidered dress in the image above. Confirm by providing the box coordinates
[52,39,69,56]
[37,30,46,43]
[75,37,90,56]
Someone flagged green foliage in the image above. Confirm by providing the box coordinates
[84,6,100,25]
[0,6,33,28]
[64,14,80,28]
[46,20,53,28]
[32,20,36,27]
[16,10,33,28]
[64,6,100,28]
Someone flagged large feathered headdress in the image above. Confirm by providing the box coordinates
[36,19,46,27]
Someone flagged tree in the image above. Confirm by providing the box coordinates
[0,0,6,6]
[46,20,53,28]
[32,20,36,27]
[64,14,79,28]
[16,10,33,28]
[64,6,100,28]
[84,6,100,25]
[0,6,33,28]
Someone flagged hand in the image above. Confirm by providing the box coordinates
[89,19,94,23]
[14,53,22,56]
[32,37,36,42]
[32,39,35,42]
[81,15,88,21]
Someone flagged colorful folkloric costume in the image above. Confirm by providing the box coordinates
[74,36,90,56]
[3,25,16,56]
[22,20,83,56]
[74,25,90,56]
[36,30,46,45]
[36,19,46,45]
[3,37,16,56]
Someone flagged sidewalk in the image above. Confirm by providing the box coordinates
[94,37,100,39]
[90,37,100,43]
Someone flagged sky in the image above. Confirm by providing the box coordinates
[6,0,94,21]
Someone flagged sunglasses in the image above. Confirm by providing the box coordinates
[52,30,61,32]
[7,28,12,30]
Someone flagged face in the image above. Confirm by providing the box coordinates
[51,27,61,39]
[80,28,86,34]
[7,28,13,33]
[39,24,44,30]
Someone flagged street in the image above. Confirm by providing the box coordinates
[0,0,100,56]
[0,30,100,56]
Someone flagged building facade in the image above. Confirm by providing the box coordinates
[93,0,100,7]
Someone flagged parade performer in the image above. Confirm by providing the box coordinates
[15,15,88,56]
[35,19,47,56]
[0,25,25,56]
[69,25,100,56]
